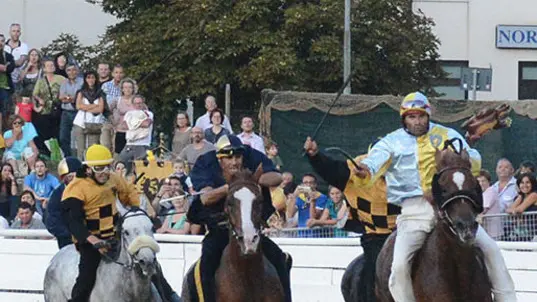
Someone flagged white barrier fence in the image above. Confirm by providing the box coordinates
[0,230,536,302]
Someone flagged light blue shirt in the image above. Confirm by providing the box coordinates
[24,173,60,199]
[492,177,518,213]
[360,122,481,205]
[3,125,37,160]
[59,77,83,111]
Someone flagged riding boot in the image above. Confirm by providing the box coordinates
[360,233,390,302]
[261,236,292,302]
[197,228,229,302]
[70,242,101,302]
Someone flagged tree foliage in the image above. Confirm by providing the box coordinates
[40,33,100,71]
[88,0,443,132]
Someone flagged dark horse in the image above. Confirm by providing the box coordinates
[182,170,284,302]
[376,140,492,302]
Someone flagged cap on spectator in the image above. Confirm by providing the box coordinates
[84,145,113,166]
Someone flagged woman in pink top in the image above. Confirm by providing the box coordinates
[110,78,136,154]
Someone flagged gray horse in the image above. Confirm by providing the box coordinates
[43,206,163,302]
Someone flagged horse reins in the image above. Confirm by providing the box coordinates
[99,207,154,270]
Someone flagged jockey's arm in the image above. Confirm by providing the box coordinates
[62,197,91,243]
[308,151,350,192]
[358,139,393,185]
[258,171,282,187]
[200,185,229,206]
[116,174,141,208]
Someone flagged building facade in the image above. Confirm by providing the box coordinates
[414,0,537,101]
[1,0,116,51]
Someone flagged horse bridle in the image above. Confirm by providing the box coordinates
[432,166,483,238]
[101,207,155,270]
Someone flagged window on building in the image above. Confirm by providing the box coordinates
[434,61,468,100]
[519,62,537,100]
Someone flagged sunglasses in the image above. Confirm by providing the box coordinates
[12,121,23,125]
[91,165,110,174]
[401,99,430,110]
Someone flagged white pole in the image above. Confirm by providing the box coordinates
[343,0,352,94]
[472,68,478,100]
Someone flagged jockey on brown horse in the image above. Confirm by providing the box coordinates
[351,92,517,302]
[185,135,292,302]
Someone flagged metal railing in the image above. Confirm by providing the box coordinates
[480,211,537,242]
[264,226,359,238]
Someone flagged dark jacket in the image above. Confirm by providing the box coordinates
[45,183,71,238]
[187,146,277,230]
[0,51,16,90]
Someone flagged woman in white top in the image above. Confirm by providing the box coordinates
[72,71,105,159]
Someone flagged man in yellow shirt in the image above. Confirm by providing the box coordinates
[62,145,179,302]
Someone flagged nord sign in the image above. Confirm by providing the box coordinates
[496,25,537,49]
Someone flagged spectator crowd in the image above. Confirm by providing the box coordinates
[0,23,536,241]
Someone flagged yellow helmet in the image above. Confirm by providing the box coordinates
[400,92,431,117]
[84,144,113,167]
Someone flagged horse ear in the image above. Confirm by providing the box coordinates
[460,149,470,163]
[253,163,264,183]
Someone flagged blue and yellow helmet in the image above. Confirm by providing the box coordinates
[400,92,431,117]
[215,135,246,159]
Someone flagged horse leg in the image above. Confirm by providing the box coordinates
[260,236,290,302]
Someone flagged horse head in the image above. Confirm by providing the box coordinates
[432,138,483,245]
[116,204,161,277]
[225,170,264,256]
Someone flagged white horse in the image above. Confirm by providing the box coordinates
[43,206,163,302]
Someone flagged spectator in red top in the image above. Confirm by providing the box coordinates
[15,95,34,122]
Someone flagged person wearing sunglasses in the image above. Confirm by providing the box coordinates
[61,144,180,302]
[3,114,39,174]
[186,134,292,302]
[349,92,516,302]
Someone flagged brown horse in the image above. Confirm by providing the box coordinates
[182,170,284,302]
[376,139,492,302]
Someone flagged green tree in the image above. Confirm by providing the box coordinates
[40,33,99,71]
[88,0,443,133]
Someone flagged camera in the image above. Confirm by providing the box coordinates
[297,185,312,194]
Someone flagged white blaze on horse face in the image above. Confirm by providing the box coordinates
[234,187,259,253]
[452,172,466,190]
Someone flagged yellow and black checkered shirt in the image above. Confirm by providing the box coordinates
[309,152,400,235]
[62,172,140,240]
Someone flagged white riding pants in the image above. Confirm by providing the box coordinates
[388,197,517,302]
